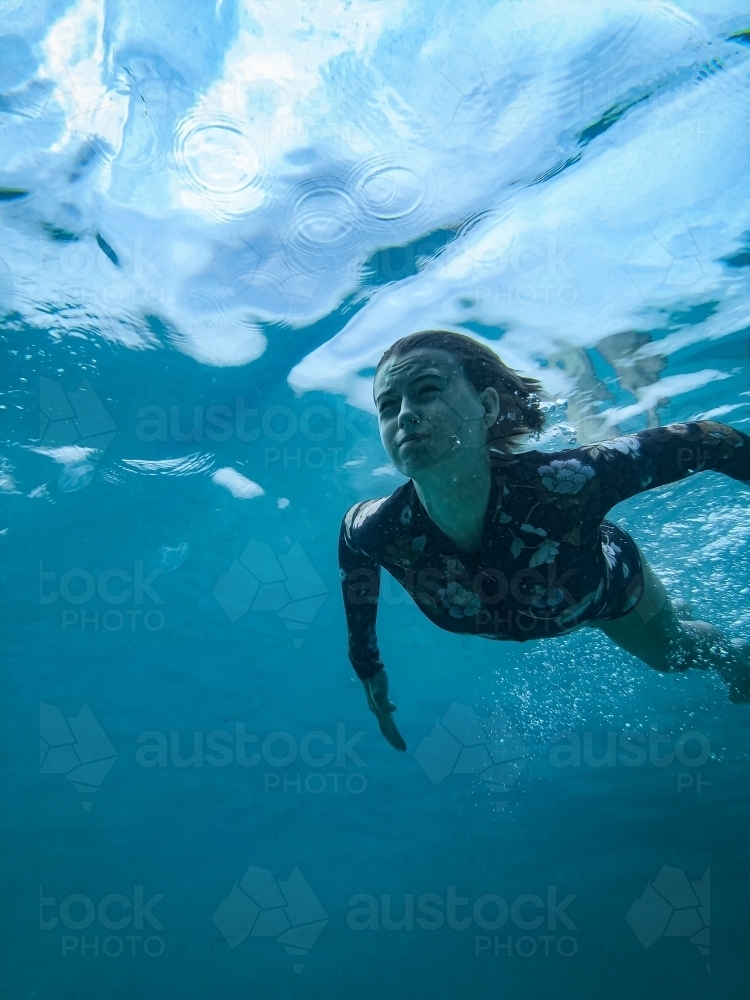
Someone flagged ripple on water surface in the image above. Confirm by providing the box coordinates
[283,182,359,257]
[281,152,433,264]
[119,453,215,477]
[174,113,266,220]
[353,157,426,222]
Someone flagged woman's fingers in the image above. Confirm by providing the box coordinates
[374,695,397,714]
[363,676,397,714]
[377,713,407,752]
[363,676,382,714]
[362,672,406,750]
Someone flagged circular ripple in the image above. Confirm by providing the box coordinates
[177,120,261,195]
[356,164,424,220]
[285,185,358,254]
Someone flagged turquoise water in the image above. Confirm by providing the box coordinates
[2,1,750,997]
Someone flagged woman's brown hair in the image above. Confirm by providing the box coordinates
[375,330,545,452]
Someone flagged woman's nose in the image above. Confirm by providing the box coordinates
[397,400,419,427]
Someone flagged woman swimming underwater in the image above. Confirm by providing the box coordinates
[338,330,750,751]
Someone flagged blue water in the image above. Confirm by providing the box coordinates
[2,1,750,997]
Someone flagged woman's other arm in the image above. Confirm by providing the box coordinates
[548,421,750,518]
[338,505,406,751]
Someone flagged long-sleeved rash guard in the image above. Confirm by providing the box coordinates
[338,421,750,680]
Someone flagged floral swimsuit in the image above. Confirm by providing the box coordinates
[338,421,750,680]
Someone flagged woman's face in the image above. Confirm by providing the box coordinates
[374,347,500,478]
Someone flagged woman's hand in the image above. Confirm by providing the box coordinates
[363,669,407,752]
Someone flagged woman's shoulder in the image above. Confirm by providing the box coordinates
[489,444,557,473]
[341,481,413,540]
[491,443,603,488]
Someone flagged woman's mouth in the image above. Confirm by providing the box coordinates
[399,432,424,447]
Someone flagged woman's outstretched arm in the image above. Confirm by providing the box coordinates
[574,420,750,516]
[338,504,407,751]
[538,420,750,697]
